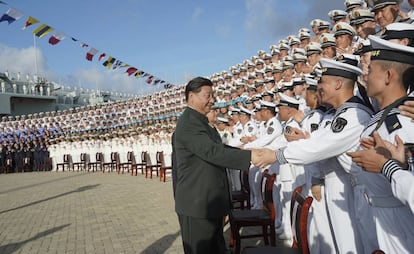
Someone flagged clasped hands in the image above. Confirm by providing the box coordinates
[250,148,277,168]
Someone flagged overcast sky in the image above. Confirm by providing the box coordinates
[0,0,343,95]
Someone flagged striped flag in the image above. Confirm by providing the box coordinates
[86,48,98,61]
[33,24,54,38]
[0,8,23,25]
[48,31,65,45]
[22,16,39,30]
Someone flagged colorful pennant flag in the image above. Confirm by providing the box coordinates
[33,24,54,38]
[86,48,98,61]
[102,56,115,69]
[164,83,173,89]
[22,16,39,30]
[126,67,137,76]
[134,71,144,78]
[0,8,23,24]
[98,53,106,61]
[80,42,88,48]
[48,31,65,45]
[146,75,154,84]
[71,37,78,42]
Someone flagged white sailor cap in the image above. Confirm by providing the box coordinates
[335,54,360,66]
[292,53,308,64]
[381,23,414,41]
[281,61,294,70]
[262,90,274,97]
[319,58,363,80]
[289,37,301,46]
[293,48,306,56]
[279,42,290,51]
[318,20,331,30]
[292,77,306,86]
[310,19,322,27]
[239,106,254,116]
[368,34,414,65]
[320,33,337,48]
[344,0,364,12]
[328,9,348,21]
[333,22,356,37]
[281,81,294,91]
[271,48,280,56]
[298,32,311,41]
[269,44,278,51]
[349,9,375,25]
[259,100,277,110]
[367,0,402,11]
[353,39,372,55]
[305,42,323,56]
[299,27,311,34]
[305,77,319,90]
[272,64,284,73]
[217,116,229,124]
[231,107,241,114]
[277,93,300,109]
[256,59,265,65]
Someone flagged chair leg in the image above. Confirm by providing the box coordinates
[262,225,269,245]
[270,224,276,246]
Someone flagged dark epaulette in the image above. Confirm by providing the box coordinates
[383,97,414,134]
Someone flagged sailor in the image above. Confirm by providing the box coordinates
[347,35,414,253]
[258,58,374,252]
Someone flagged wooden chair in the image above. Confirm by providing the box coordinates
[73,153,89,171]
[231,169,251,210]
[145,152,160,179]
[89,152,104,172]
[56,154,72,172]
[103,152,119,173]
[132,151,147,176]
[229,171,277,254]
[120,151,134,174]
[241,186,314,254]
[158,151,172,182]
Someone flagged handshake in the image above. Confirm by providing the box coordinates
[250,148,277,168]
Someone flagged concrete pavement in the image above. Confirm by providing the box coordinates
[0,171,281,254]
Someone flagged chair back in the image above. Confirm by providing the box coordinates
[156,151,164,167]
[80,153,87,163]
[141,151,147,164]
[63,154,71,163]
[290,187,313,254]
[96,152,103,162]
[260,170,276,220]
[111,152,119,163]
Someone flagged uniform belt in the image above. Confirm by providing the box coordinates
[364,193,404,208]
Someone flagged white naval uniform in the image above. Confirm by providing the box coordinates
[275,117,305,240]
[388,168,414,214]
[244,117,283,209]
[345,98,414,253]
[277,97,373,253]
[306,108,336,254]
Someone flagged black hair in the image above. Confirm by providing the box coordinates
[185,77,213,101]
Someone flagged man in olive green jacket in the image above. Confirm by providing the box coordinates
[174,77,256,254]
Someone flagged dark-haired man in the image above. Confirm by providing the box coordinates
[174,77,263,254]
